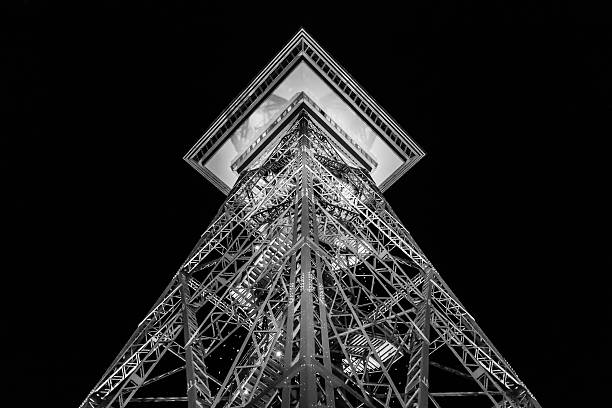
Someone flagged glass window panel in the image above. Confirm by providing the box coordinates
[205,61,403,188]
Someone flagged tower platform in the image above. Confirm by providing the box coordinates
[184,29,425,194]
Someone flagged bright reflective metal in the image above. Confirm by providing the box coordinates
[80,29,541,408]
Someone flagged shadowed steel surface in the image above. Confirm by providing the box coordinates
[80,29,541,408]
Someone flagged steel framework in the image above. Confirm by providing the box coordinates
[80,108,542,407]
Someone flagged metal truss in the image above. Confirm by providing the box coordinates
[80,112,541,408]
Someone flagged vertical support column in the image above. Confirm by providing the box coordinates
[308,142,336,407]
[417,266,433,408]
[314,246,336,407]
[281,194,301,408]
[180,272,199,408]
[298,118,318,408]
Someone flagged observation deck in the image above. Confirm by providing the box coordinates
[185,28,425,194]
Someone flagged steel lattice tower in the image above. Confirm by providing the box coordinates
[80,30,542,408]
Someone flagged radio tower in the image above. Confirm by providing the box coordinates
[80,30,541,408]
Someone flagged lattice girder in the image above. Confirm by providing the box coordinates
[81,112,541,408]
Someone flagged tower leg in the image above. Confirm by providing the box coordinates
[417,267,433,408]
[181,272,200,408]
[299,244,318,407]
[298,131,319,408]
[181,272,210,408]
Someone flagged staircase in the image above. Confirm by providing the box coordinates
[185,304,212,406]
[230,228,292,320]
[235,350,284,408]
[343,334,399,374]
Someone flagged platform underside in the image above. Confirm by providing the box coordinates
[184,29,425,194]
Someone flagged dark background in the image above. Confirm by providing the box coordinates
[8,1,610,407]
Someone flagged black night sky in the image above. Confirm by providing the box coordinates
[8,2,609,407]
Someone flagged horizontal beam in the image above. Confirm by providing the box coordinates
[430,391,502,397]
[129,397,187,402]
